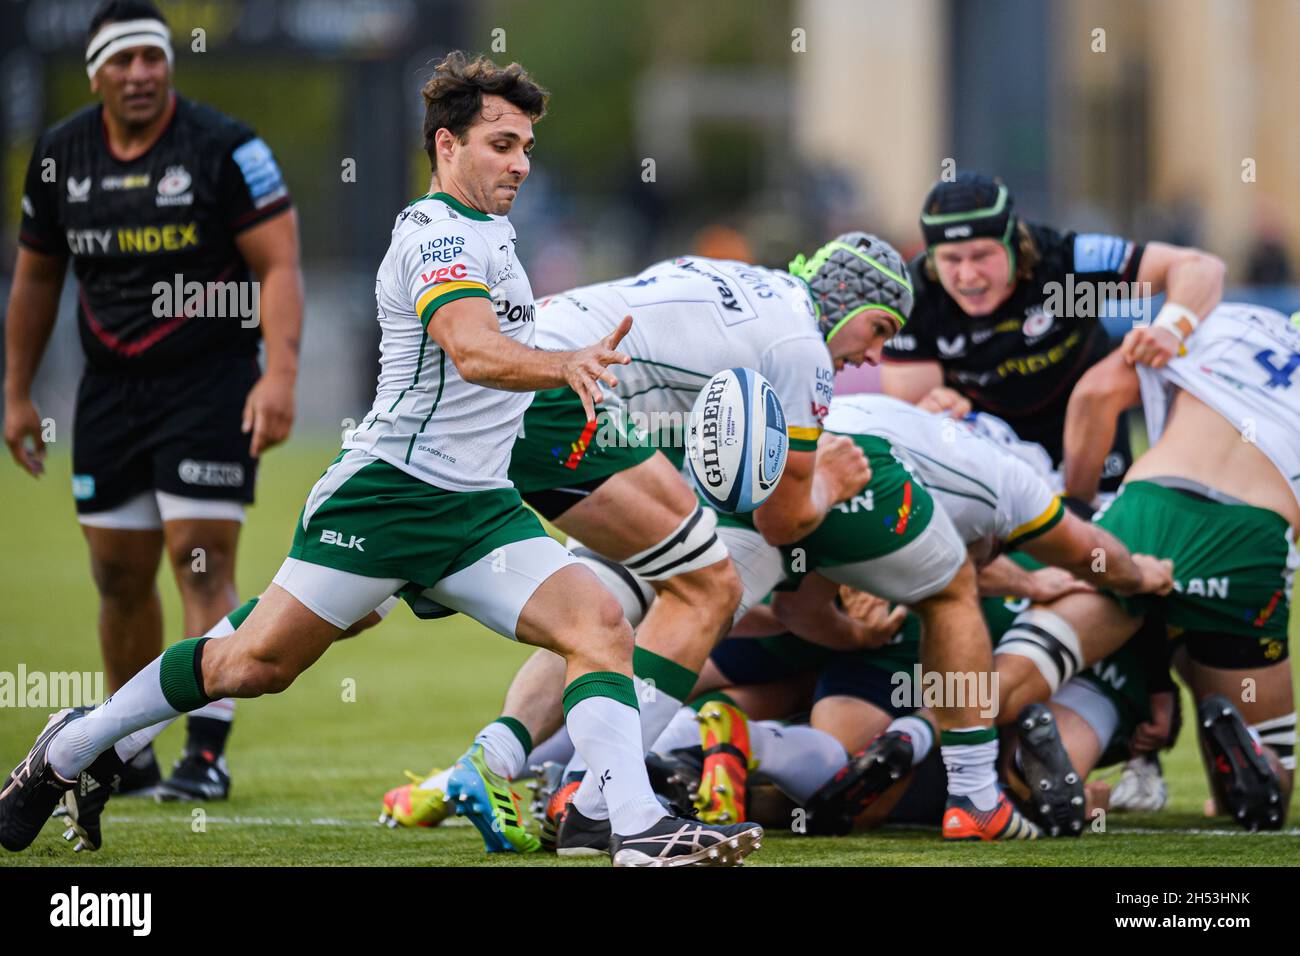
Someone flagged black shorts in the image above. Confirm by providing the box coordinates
[72,356,260,514]
[813,655,914,718]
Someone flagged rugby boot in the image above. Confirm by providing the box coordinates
[0,709,81,852]
[378,768,451,828]
[611,816,763,867]
[943,789,1041,841]
[1197,694,1283,831]
[693,702,752,824]
[804,729,913,836]
[445,744,539,853]
[1014,704,1085,837]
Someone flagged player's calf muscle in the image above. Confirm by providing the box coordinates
[993,654,1050,723]
[648,559,742,636]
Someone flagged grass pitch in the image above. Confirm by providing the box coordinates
[1,439,1296,866]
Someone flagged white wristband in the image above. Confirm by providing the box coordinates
[1152,302,1199,342]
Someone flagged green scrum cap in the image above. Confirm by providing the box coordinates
[787,232,913,341]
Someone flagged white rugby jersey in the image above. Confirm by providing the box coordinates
[1138,302,1300,513]
[345,192,535,491]
[823,394,1063,548]
[535,256,834,452]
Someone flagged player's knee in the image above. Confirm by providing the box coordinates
[169,542,236,596]
[543,584,633,665]
[89,556,156,605]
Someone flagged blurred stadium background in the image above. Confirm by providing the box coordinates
[1,0,1298,864]
[5,0,1299,428]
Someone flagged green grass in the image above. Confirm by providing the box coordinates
[1,440,1295,866]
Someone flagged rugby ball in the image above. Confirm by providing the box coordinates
[686,367,789,513]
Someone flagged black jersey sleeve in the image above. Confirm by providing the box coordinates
[218,132,292,234]
[1062,230,1145,284]
[18,133,64,255]
[882,256,940,362]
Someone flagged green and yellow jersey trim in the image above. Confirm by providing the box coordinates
[1005,496,1066,549]
[788,424,822,453]
[417,281,492,328]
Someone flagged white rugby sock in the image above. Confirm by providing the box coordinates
[888,715,934,766]
[419,767,453,793]
[188,698,235,722]
[635,677,686,753]
[650,706,702,755]
[48,656,183,778]
[941,727,1000,811]
[566,695,666,834]
[110,610,250,764]
[474,720,528,779]
[750,721,848,803]
[115,717,174,763]
[526,727,574,769]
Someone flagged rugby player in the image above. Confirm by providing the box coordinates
[669,394,1171,837]
[881,171,1224,491]
[3,0,303,800]
[380,236,910,853]
[1044,301,1299,828]
[0,52,762,867]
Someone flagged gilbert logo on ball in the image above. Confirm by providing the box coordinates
[687,367,789,513]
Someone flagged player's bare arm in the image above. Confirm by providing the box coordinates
[880,357,943,403]
[770,572,905,651]
[429,298,631,422]
[1019,510,1173,596]
[1135,241,1226,318]
[236,208,304,457]
[752,434,870,546]
[2,248,68,477]
[976,553,1095,602]
[1062,349,1140,501]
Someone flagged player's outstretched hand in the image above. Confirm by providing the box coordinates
[562,315,632,422]
[242,371,296,457]
[3,395,46,477]
[1131,553,1174,595]
[815,432,872,505]
[1131,691,1176,754]
[838,585,908,649]
[917,385,972,419]
[1121,325,1182,368]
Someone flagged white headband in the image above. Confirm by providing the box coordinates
[85,18,173,79]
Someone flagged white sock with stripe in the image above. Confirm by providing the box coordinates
[888,715,934,766]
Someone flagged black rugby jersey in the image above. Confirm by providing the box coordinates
[882,223,1144,460]
[19,94,291,374]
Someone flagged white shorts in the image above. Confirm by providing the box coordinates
[272,535,579,638]
[817,501,966,605]
[715,524,787,622]
[78,490,245,530]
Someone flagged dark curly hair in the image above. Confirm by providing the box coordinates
[420,51,549,172]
